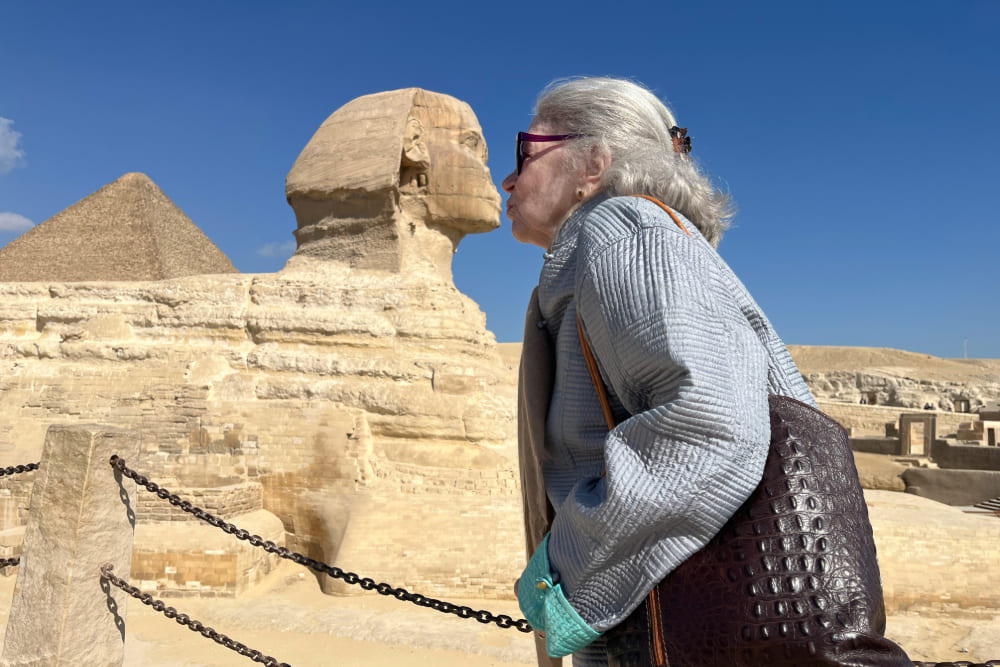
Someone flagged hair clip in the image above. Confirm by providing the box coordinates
[669,126,692,155]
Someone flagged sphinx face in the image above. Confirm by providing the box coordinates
[405,92,501,234]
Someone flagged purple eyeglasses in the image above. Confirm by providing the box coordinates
[516,131,584,174]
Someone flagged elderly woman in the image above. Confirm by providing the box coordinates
[507,77,815,666]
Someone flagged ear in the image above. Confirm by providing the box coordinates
[400,116,430,192]
[579,145,610,194]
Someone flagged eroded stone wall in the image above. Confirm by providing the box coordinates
[0,270,520,598]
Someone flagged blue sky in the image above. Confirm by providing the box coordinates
[1,1,997,358]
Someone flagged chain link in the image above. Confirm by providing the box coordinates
[110,455,533,634]
[100,563,290,667]
[0,463,39,477]
[0,557,20,568]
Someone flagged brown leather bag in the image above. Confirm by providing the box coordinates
[578,324,914,666]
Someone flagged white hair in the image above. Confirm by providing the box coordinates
[534,77,733,247]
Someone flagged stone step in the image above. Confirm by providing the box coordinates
[132,508,284,598]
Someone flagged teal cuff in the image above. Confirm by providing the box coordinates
[517,534,602,657]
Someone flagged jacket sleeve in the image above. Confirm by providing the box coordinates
[542,208,773,635]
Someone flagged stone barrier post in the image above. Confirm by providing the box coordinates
[1,425,140,667]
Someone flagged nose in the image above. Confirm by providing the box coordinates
[501,170,517,193]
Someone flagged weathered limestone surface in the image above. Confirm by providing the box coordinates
[0,89,520,601]
[0,425,139,667]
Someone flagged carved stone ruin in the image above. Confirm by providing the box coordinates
[957,420,1000,447]
[0,88,520,602]
[899,413,936,456]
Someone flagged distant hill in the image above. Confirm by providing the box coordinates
[786,346,1000,384]
[499,343,1000,399]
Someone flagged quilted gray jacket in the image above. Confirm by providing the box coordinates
[529,194,815,639]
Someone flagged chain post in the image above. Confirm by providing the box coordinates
[2,427,138,666]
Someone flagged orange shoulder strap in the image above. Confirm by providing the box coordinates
[577,315,617,430]
[633,194,691,237]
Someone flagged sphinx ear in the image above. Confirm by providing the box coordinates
[400,116,430,191]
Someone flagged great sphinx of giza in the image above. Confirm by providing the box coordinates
[0,88,523,600]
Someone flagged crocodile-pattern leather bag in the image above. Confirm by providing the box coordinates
[605,395,914,666]
[576,317,913,666]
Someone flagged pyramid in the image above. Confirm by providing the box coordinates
[0,173,238,282]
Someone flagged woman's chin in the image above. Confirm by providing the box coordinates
[510,220,528,243]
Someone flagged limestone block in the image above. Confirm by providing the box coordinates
[0,284,49,300]
[245,311,397,346]
[184,355,235,387]
[131,509,284,597]
[1,424,140,667]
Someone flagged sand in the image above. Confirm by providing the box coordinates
[0,560,536,666]
[1,555,997,665]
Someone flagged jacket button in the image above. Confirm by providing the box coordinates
[537,581,548,590]
[536,319,547,329]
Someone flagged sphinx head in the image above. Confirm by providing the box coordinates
[284,89,501,279]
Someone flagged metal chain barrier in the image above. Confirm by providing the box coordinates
[109,455,534,634]
[100,564,290,667]
[0,463,38,477]
[0,463,35,574]
[0,454,992,665]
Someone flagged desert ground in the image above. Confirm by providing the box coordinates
[0,549,996,666]
[1,345,998,665]
[2,488,998,666]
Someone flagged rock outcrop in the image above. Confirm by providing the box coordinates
[789,346,1000,412]
[0,89,520,599]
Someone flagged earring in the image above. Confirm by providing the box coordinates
[576,189,585,200]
